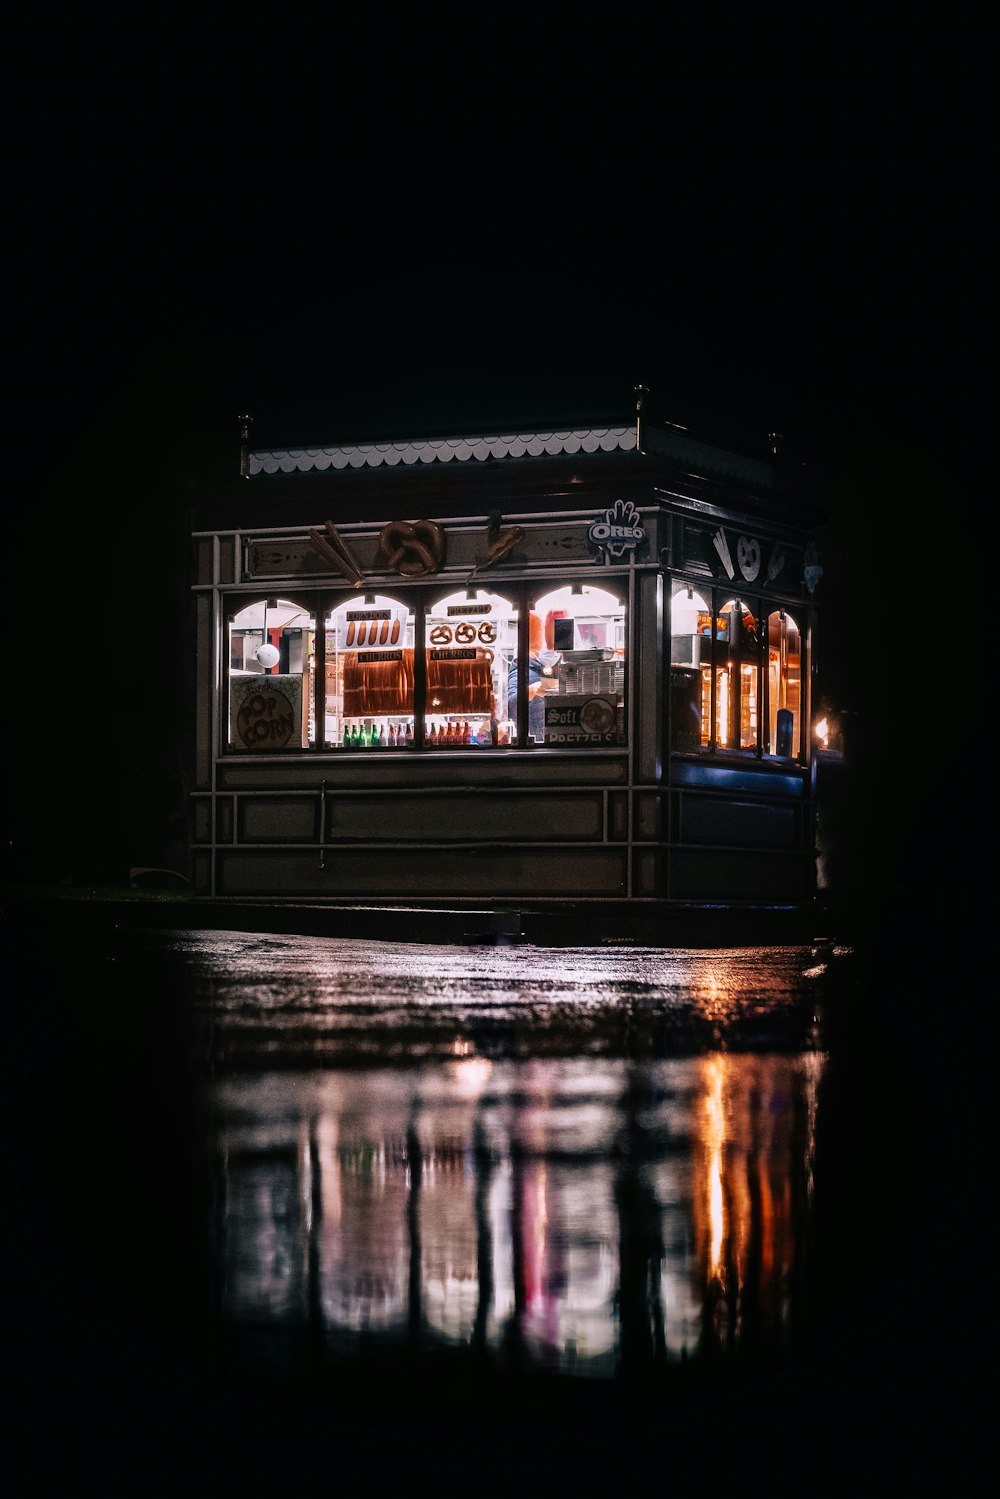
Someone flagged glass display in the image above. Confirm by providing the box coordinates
[669,582,801,758]
[227,597,316,749]
[424,588,515,747]
[529,584,626,746]
[324,594,414,748]
[767,608,801,756]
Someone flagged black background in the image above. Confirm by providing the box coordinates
[8,20,983,925]
[5,16,988,1488]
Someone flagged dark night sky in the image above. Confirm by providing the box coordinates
[7,20,984,913]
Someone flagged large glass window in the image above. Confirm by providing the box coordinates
[766,608,801,757]
[325,594,414,748]
[424,588,514,747]
[224,582,628,754]
[523,583,626,745]
[227,597,316,750]
[670,582,802,759]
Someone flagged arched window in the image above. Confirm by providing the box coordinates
[717,598,761,750]
[325,593,414,748]
[525,582,626,745]
[424,587,515,747]
[226,597,316,750]
[670,582,802,759]
[767,608,801,757]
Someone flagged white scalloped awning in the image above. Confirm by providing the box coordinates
[248,426,637,475]
[246,422,773,488]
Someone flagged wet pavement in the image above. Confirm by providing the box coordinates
[4,908,987,1490]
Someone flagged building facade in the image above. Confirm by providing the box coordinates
[190,406,831,933]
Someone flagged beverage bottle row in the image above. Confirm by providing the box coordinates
[425,720,490,745]
[341,721,413,748]
[340,719,517,748]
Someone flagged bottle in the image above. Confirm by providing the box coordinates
[343,724,350,749]
[405,722,413,746]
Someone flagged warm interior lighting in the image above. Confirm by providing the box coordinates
[815,717,829,749]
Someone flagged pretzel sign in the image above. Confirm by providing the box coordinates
[379,519,446,576]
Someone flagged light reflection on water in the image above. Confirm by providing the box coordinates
[179,935,836,1378]
[10,918,973,1484]
[187,934,829,1064]
[213,1052,823,1375]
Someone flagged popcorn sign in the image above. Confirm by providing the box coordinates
[230,674,308,750]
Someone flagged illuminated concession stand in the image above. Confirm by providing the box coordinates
[190,404,828,926]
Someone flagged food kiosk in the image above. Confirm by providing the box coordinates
[190,401,829,932]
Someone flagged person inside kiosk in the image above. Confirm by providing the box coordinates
[507,653,560,742]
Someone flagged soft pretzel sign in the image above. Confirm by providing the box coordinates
[379,519,446,576]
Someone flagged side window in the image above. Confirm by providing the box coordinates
[227,597,316,750]
[669,584,708,749]
[717,597,761,750]
[767,609,801,757]
[670,582,802,758]
[325,594,414,748]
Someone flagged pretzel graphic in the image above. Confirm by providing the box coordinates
[454,622,476,644]
[477,621,497,643]
[429,624,452,645]
[379,519,446,576]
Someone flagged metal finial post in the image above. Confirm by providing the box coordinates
[634,384,649,453]
[239,413,253,478]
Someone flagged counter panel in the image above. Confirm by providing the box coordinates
[216,845,628,899]
[323,791,605,843]
[667,847,812,902]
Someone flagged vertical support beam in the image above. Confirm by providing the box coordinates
[238,414,252,478]
[634,383,649,453]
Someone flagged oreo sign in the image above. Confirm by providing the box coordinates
[588,499,646,559]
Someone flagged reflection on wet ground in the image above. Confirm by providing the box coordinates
[214,1052,823,1378]
[7,924,978,1488]
[186,933,830,1064]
